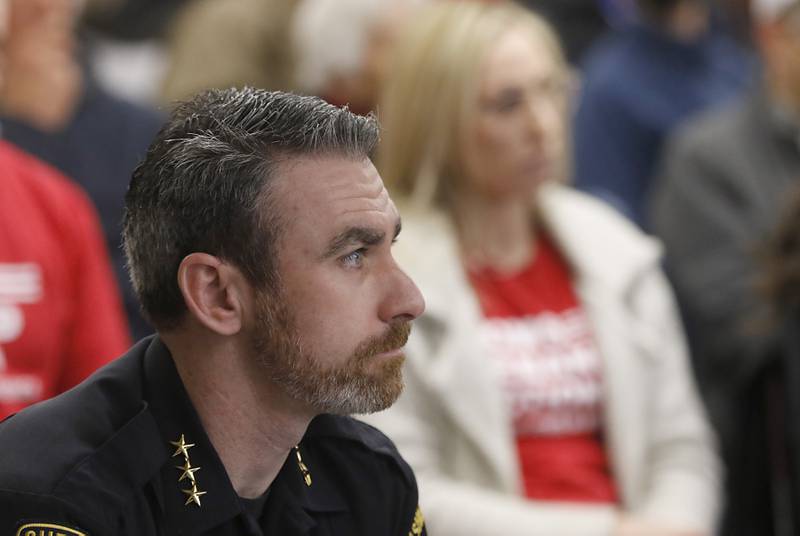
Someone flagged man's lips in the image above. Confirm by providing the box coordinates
[373,346,405,359]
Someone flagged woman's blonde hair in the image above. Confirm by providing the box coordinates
[378,0,568,210]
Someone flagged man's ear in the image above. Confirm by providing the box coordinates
[177,253,247,336]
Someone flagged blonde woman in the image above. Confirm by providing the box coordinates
[362,2,720,535]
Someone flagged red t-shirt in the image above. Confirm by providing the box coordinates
[0,140,130,418]
[468,232,617,503]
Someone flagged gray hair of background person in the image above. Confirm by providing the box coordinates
[378,1,569,210]
[290,0,425,96]
[753,0,800,20]
[291,0,382,94]
[122,88,379,330]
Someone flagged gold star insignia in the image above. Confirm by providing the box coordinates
[174,460,201,482]
[183,486,207,507]
[170,434,195,458]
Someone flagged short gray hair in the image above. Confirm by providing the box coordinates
[123,88,379,330]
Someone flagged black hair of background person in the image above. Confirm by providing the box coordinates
[82,0,190,40]
[636,0,754,42]
[515,0,609,65]
[636,0,684,19]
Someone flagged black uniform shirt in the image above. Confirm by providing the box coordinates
[0,337,426,536]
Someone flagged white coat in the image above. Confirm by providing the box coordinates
[361,184,721,535]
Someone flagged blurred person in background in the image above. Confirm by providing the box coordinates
[361,2,720,535]
[0,0,130,419]
[291,0,427,115]
[161,0,298,104]
[0,144,130,420]
[0,0,162,340]
[650,0,800,533]
[572,0,753,228]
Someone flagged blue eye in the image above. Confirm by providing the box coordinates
[342,249,365,268]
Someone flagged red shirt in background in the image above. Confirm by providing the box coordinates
[468,232,618,503]
[0,140,130,418]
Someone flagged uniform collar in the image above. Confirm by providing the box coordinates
[143,337,347,535]
[144,337,243,534]
[260,417,349,533]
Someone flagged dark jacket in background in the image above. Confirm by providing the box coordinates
[651,88,800,536]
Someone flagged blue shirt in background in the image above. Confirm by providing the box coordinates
[572,23,754,229]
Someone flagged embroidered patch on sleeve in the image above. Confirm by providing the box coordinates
[407,506,424,536]
[16,522,88,536]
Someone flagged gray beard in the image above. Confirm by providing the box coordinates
[251,291,406,415]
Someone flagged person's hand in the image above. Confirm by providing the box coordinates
[614,514,705,536]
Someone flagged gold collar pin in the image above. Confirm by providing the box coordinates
[294,445,312,487]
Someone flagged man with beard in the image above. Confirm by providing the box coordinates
[0,88,427,536]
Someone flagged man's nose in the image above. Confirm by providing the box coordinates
[379,265,426,324]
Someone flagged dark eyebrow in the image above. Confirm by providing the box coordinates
[321,219,402,260]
